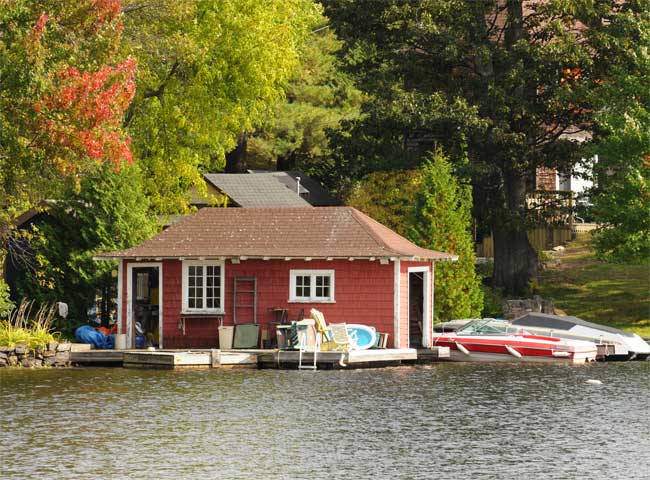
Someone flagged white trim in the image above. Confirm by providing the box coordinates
[431,261,436,341]
[159,270,164,348]
[117,260,123,335]
[289,269,335,303]
[126,262,163,349]
[393,259,401,348]
[407,266,431,348]
[181,260,226,314]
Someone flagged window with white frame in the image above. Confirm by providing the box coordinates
[289,270,335,302]
[182,261,225,313]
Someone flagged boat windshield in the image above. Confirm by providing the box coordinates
[456,319,521,336]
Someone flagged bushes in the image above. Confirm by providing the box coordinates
[0,300,59,350]
[0,278,13,319]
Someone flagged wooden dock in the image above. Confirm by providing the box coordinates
[70,347,450,369]
[122,350,259,369]
[416,347,450,362]
[258,348,418,369]
[70,350,124,365]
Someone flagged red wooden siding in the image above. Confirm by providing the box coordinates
[120,258,436,349]
[223,259,396,347]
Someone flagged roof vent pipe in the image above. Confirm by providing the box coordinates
[296,176,301,195]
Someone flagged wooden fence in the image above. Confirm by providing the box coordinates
[476,226,574,258]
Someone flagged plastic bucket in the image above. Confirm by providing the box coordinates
[218,326,234,350]
[114,333,127,350]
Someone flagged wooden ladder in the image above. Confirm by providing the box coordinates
[233,277,257,325]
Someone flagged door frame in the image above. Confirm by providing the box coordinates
[407,266,431,348]
[126,262,163,348]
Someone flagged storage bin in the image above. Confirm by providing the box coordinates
[218,326,234,350]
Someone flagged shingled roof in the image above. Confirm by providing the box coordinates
[203,173,310,207]
[248,170,341,206]
[98,207,455,261]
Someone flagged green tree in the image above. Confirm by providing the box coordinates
[346,170,421,237]
[590,50,650,263]
[323,0,650,294]
[121,0,322,213]
[410,152,483,322]
[246,25,363,178]
[16,162,157,333]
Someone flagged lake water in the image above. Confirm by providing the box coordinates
[1,362,649,479]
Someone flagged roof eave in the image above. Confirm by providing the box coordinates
[95,253,457,262]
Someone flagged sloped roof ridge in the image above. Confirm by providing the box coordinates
[347,207,399,256]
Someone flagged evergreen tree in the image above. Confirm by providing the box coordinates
[246,25,363,182]
[410,152,483,322]
[16,162,157,334]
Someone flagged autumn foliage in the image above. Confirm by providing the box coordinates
[34,58,136,172]
[28,8,136,173]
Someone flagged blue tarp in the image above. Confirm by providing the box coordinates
[75,325,114,349]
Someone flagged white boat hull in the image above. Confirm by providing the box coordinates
[447,348,594,364]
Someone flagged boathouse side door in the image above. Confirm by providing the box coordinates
[407,267,431,348]
[126,262,163,349]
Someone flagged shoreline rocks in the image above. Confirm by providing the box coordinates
[0,343,71,368]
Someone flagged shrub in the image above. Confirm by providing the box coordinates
[0,300,59,350]
[0,278,13,319]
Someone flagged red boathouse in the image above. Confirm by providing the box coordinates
[97,207,455,349]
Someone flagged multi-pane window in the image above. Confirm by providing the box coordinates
[183,262,224,312]
[187,266,203,309]
[295,275,311,298]
[206,265,220,309]
[314,275,330,299]
[290,270,335,302]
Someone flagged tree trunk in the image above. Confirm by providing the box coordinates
[489,0,537,295]
[224,134,248,173]
[491,169,538,295]
[492,226,538,295]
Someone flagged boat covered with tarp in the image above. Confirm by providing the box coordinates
[511,313,650,361]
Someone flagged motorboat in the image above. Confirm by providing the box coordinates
[512,313,650,361]
[433,318,598,364]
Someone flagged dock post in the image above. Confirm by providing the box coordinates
[210,349,221,368]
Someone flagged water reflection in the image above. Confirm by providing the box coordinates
[1,363,649,479]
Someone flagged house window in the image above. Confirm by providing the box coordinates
[290,270,335,302]
[182,261,225,313]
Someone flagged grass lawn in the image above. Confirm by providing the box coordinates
[536,233,650,338]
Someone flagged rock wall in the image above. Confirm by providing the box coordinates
[502,295,555,320]
[0,341,71,368]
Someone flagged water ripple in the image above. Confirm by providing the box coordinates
[1,363,649,479]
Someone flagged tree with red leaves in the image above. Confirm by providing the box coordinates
[0,0,136,233]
